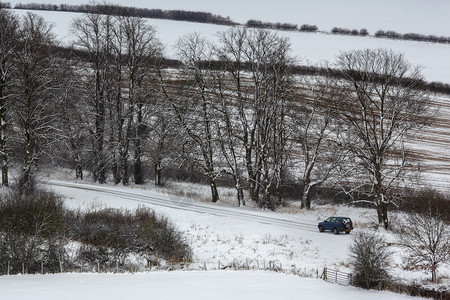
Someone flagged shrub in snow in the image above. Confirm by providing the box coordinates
[398,197,449,283]
[75,207,192,266]
[0,187,70,274]
[349,231,392,289]
[137,208,192,262]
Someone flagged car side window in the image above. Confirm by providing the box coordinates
[325,217,331,222]
[330,218,336,223]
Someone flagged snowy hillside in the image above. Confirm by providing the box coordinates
[0,180,438,299]
[8,8,450,191]
[7,0,450,36]
[1,3,449,299]
[11,9,450,83]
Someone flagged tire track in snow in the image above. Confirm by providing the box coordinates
[47,181,317,232]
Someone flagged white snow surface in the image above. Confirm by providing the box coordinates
[11,9,450,83]
[1,176,444,299]
[0,271,423,300]
[8,0,450,36]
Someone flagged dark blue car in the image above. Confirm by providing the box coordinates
[318,217,353,234]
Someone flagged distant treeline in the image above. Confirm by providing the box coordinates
[246,19,318,32]
[375,30,450,44]
[54,44,450,95]
[331,27,369,36]
[9,2,236,25]
[327,26,449,44]
[4,2,450,45]
[246,17,450,45]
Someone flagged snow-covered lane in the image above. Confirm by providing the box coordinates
[48,181,316,231]
[47,180,357,271]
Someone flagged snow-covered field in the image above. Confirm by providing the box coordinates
[11,9,450,83]
[0,271,424,300]
[9,8,450,190]
[0,178,443,299]
[2,2,449,298]
[7,0,450,36]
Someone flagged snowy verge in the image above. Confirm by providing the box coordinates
[0,271,427,300]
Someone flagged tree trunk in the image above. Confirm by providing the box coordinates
[134,154,144,185]
[74,152,83,180]
[112,162,121,184]
[134,104,145,185]
[431,262,437,282]
[94,75,106,184]
[301,184,312,210]
[0,94,8,187]
[210,179,219,203]
[75,163,83,180]
[121,157,129,186]
[376,197,389,230]
[154,162,162,186]
[234,175,245,206]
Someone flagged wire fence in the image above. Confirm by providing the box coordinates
[0,258,321,278]
[2,260,447,299]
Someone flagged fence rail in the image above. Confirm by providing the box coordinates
[0,259,321,279]
[321,267,352,286]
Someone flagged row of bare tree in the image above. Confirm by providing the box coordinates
[0,7,433,229]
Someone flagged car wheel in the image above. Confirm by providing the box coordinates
[345,231,350,234]
[333,227,339,235]
[319,226,324,232]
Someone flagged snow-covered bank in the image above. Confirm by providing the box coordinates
[47,180,450,285]
[7,0,450,36]
[0,271,425,300]
[11,9,450,83]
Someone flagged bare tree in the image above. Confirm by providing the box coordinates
[72,8,115,184]
[350,231,392,289]
[214,72,245,206]
[108,14,161,185]
[12,13,60,187]
[123,17,162,185]
[145,98,179,186]
[335,49,432,229]
[292,73,345,209]
[399,199,449,282]
[0,9,19,186]
[159,33,222,202]
[216,27,294,209]
[54,59,90,180]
